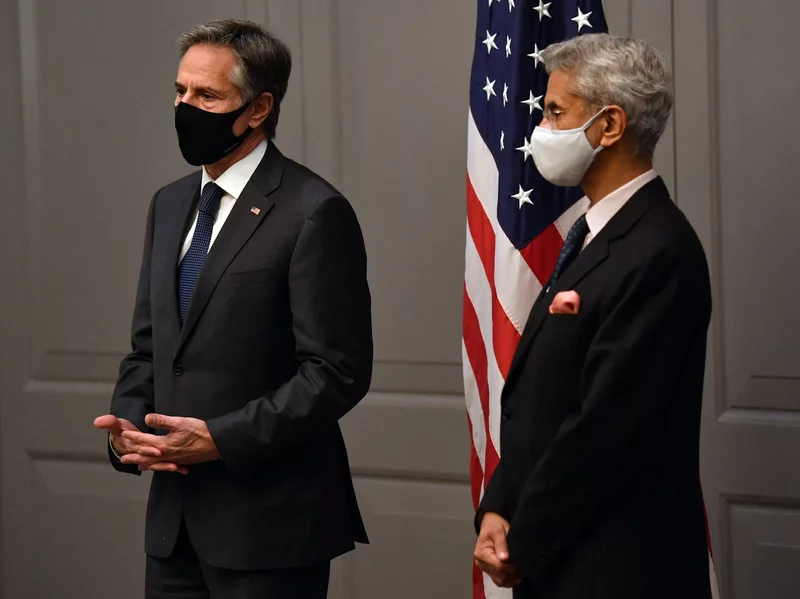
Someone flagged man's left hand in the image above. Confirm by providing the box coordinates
[120,414,221,471]
[474,512,522,588]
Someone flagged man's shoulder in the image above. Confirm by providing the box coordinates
[154,170,202,201]
[637,197,707,265]
[616,198,710,303]
[280,157,350,218]
[600,178,703,270]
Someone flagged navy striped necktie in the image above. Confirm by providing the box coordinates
[178,182,224,325]
[548,214,589,289]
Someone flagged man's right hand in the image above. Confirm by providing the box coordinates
[474,512,522,588]
[94,415,140,456]
[93,414,187,475]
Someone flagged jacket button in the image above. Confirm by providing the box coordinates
[173,364,183,376]
[501,408,510,422]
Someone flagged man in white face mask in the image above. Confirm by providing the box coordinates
[473,34,714,599]
[528,46,663,202]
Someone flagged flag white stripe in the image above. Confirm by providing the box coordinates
[467,110,543,334]
[483,573,514,599]
[463,340,487,479]
[465,223,505,463]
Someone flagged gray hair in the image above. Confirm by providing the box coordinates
[542,33,673,157]
[178,19,292,139]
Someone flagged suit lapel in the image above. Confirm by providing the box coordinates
[502,176,668,397]
[176,144,284,354]
[156,177,201,343]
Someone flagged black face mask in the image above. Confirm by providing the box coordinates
[174,101,253,166]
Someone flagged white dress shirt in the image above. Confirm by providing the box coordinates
[582,169,658,250]
[179,139,268,262]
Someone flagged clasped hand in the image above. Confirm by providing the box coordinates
[94,413,221,475]
[474,512,522,588]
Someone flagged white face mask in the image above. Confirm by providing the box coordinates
[531,107,609,187]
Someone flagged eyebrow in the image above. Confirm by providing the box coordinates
[174,81,223,96]
[545,100,563,111]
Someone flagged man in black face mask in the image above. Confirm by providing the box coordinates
[93,19,372,599]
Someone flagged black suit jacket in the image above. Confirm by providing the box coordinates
[478,178,713,599]
[109,143,372,570]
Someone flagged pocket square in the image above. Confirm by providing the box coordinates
[549,290,581,315]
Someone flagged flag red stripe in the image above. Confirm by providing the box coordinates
[466,175,521,378]
[473,563,486,599]
[462,285,501,482]
[466,412,484,509]
[519,223,564,286]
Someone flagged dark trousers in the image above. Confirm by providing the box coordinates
[145,522,330,599]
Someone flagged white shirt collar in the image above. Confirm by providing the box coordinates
[584,169,658,240]
[201,139,268,199]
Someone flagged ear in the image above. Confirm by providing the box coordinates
[597,105,626,148]
[247,91,274,130]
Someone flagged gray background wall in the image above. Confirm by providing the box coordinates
[0,1,798,598]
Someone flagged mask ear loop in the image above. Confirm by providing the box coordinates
[584,107,611,157]
[580,106,611,132]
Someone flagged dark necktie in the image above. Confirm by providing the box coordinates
[178,182,224,325]
[548,214,590,289]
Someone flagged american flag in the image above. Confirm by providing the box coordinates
[462,2,718,598]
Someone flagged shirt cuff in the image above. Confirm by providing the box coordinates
[109,434,122,460]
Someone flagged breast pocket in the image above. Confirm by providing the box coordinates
[216,267,271,291]
[540,312,589,358]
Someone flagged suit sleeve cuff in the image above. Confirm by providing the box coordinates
[206,411,258,476]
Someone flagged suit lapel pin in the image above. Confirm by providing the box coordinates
[250,206,261,215]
